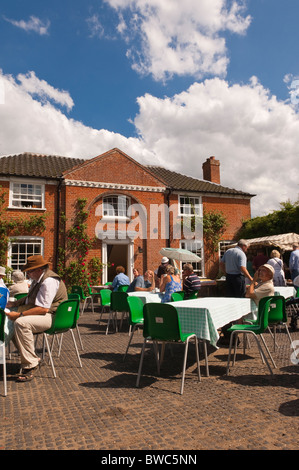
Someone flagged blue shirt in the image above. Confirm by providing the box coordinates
[289,249,299,271]
[127,276,152,293]
[221,246,247,275]
[112,273,130,291]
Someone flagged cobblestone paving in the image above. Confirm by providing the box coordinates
[0,307,298,451]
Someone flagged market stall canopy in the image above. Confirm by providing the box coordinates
[159,247,201,262]
[226,233,299,252]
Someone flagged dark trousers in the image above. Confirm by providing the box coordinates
[225,273,246,298]
[220,273,246,342]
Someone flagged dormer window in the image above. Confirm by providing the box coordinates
[10,181,45,209]
[102,195,130,219]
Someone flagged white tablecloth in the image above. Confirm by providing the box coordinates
[128,293,254,348]
[274,286,296,299]
[167,297,254,348]
[128,291,163,304]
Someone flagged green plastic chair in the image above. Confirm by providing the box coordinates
[171,291,185,302]
[87,283,101,308]
[136,303,201,395]
[46,293,83,353]
[118,285,129,292]
[42,299,82,378]
[98,289,112,327]
[123,296,144,361]
[257,296,294,353]
[0,308,7,396]
[14,293,28,300]
[107,292,129,335]
[71,285,93,315]
[226,298,276,376]
[188,290,199,300]
[68,293,83,350]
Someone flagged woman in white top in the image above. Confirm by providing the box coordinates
[267,250,286,286]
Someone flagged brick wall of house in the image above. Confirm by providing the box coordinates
[0,180,58,269]
[0,149,253,283]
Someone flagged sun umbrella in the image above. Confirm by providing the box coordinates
[159,247,201,262]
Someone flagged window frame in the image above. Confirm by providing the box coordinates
[7,236,44,271]
[179,195,203,218]
[9,179,45,210]
[219,240,236,260]
[101,195,131,220]
[180,239,204,277]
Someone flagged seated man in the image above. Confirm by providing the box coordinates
[111,266,130,292]
[127,269,154,292]
[5,255,68,382]
[246,263,275,305]
[182,263,201,299]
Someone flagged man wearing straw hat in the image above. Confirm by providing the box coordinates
[6,255,67,382]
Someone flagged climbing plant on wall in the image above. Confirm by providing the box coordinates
[57,197,105,293]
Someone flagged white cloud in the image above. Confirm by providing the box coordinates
[105,0,251,81]
[132,77,299,216]
[3,15,50,35]
[0,70,150,160]
[0,70,298,218]
[86,14,105,38]
[17,71,74,112]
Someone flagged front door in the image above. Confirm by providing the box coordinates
[102,241,134,284]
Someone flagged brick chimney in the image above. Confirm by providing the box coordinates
[202,156,220,184]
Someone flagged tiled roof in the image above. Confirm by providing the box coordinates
[147,165,253,196]
[0,152,253,196]
[0,153,85,179]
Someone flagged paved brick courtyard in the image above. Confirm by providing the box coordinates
[0,306,298,451]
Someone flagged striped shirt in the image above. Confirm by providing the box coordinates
[183,274,201,298]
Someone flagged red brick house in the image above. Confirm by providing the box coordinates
[0,148,253,282]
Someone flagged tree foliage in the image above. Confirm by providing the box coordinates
[239,200,299,239]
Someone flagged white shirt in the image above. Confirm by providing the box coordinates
[27,273,60,309]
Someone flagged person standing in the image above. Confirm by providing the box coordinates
[220,239,253,298]
[252,249,268,272]
[267,250,286,286]
[289,244,299,282]
[156,257,170,289]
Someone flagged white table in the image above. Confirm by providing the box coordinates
[168,297,253,349]
[128,293,255,375]
[128,293,254,347]
[128,291,163,304]
[274,286,296,299]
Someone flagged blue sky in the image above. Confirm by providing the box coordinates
[0,0,299,217]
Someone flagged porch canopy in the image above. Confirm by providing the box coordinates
[228,232,299,252]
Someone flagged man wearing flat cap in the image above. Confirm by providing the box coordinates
[6,255,68,382]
